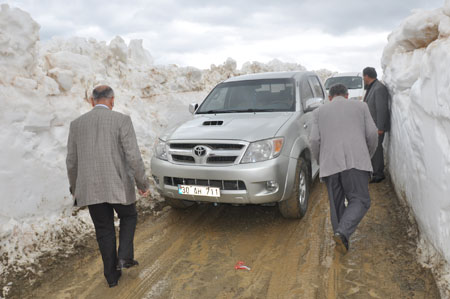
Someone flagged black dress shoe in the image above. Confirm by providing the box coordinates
[117,259,139,270]
[333,232,349,254]
[108,270,121,288]
[370,176,385,183]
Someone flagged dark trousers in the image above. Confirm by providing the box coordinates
[88,202,137,284]
[323,169,371,240]
[372,132,385,179]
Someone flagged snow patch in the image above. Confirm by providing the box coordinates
[0,4,39,84]
[417,236,450,299]
[382,2,450,296]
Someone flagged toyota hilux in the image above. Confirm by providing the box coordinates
[150,71,325,218]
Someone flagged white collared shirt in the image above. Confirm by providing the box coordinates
[95,104,109,109]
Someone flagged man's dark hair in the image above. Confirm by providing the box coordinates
[363,67,377,79]
[92,86,114,101]
[329,84,348,98]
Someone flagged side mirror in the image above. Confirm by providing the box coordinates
[304,97,323,112]
[189,103,199,114]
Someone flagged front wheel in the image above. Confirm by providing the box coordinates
[164,197,195,209]
[278,157,310,219]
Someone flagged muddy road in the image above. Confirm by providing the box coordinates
[20,178,439,298]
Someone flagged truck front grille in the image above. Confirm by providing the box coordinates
[167,141,247,165]
[207,156,237,164]
[164,177,247,191]
[172,155,195,163]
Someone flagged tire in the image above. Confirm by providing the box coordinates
[278,157,310,219]
[164,197,195,209]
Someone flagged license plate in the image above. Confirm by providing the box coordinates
[178,185,221,197]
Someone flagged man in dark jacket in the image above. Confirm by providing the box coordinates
[363,67,391,183]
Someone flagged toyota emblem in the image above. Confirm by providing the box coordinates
[193,145,207,157]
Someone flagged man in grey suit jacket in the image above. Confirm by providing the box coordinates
[363,67,391,183]
[310,84,378,254]
[66,85,149,287]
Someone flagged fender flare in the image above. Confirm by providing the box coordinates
[281,137,312,201]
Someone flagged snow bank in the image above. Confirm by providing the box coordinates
[0,4,39,84]
[0,4,328,292]
[382,1,450,296]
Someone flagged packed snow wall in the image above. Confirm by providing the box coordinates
[0,4,334,288]
[382,1,450,266]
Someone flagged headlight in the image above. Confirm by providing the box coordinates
[154,139,168,160]
[241,138,284,163]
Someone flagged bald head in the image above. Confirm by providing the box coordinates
[91,85,114,109]
[93,85,114,101]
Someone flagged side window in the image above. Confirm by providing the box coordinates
[300,79,314,110]
[308,76,324,99]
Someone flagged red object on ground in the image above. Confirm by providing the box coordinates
[235,261,251,271]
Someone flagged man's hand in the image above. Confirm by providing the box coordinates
[378,130,384,135]
[138,189,150,197]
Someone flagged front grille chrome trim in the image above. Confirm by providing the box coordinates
[166,140,249,166]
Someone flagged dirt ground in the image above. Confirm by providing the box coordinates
[13,178,440,299]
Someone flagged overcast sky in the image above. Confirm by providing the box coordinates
[4,0,444,74]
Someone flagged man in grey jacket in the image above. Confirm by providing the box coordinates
[310,84,378,254]
[66,85,150,287]
[363,67,391,183]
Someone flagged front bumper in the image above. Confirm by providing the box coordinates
[150,155,295,204]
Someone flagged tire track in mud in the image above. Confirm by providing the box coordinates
[118,207,217,298]
[25,179,440,299]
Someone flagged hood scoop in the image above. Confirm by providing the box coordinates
[203,120,224,126]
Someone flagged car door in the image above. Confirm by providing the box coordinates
[301,76,323,177]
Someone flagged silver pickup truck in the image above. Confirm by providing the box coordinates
[151,71,325,218]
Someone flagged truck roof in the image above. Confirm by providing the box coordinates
[223,71,314,82]
[329,72,362,77]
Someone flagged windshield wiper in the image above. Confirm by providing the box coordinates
[229,108,288,113]
[196,110,239,114]
[242,108,281,112]
[197,108,289,114]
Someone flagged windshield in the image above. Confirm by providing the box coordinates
[196,79,295,114]
[324,76,363,90]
